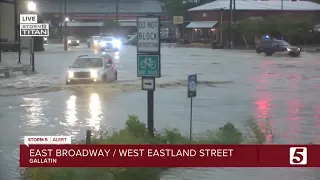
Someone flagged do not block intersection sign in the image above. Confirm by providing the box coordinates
[137,17,160,53]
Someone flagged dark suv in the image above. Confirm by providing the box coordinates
[256,39,301,57]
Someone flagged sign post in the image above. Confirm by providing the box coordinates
[137,16,161,137]
[29,38,35,71]
[173,16,184,41]
[187,74,197,142]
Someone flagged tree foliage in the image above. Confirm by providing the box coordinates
[226,15,319,40]
[103,20,119,29]
[163,0,198,17]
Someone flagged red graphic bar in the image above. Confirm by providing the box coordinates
[20,145,320,167]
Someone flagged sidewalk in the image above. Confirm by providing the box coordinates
[0,52,32,77]
[299,45,320,53]
[175,43,320,52]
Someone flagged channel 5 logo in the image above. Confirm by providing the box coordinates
[289,147,307,165]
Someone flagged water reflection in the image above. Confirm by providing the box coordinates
[253,64,274,142]
[114,51,120,61]
[286,100,302,143]
[87,93,102,131]
[65,95,78,126]
[22,97,47,127]
[313,105,320,143]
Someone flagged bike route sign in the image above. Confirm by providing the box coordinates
[137,55,160,77]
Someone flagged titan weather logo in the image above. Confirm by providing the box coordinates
[20,14,49,36]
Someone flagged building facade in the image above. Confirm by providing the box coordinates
[1,0,170,45]
[0,0,42,48]
[186,0,320,43]
[36,0,169,37]
[0,0,15,42]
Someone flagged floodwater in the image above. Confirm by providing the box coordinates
[0,44,320,179]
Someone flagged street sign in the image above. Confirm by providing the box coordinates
[188,74,197,98]
[142,77,155,91]
[137,16,160,53]
[173,16,184,24]
[20,14,49,37]
[137,54,160,77]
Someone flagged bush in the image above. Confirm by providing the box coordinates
[21,115,270,180]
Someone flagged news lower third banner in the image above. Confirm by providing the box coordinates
[20,145,320,167]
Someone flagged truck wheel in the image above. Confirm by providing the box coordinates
[103,74,108,83]
[265,52,273,56]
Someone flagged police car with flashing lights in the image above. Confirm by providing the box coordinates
[99,36,121,51]
[66,54,118,85]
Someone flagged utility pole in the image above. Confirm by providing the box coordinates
[233,0,236,47]
[14,1,18,42]
[233,0,236,23]
[14,0,21,63]
[228,0,233,49]
[60,0,63,41]
[63,0,67,51]
[281,0,283,10]
[115,0,119,35]
[0,14,2,62]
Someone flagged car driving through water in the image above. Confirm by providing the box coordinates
[63,36,80,46]
[66,54,118,85]
[99,36,121,51]
[256,39,301,57]
[87,36,101,49]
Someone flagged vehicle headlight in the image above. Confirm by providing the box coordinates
[113,40,121,47]
[297,48,300,51]
[68,40,71,43]
[286,48,291,51]
[68,71,74,78]
[90,70,98,78]
[94,40,98,44]
[77,40,80,43]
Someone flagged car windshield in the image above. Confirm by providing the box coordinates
[68,36,77,40]
[102,37,114,41]
[72,58,103,68]
[277,41,290,46]
[93,36,100,40]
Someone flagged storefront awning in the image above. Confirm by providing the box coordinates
[186,21,218,29]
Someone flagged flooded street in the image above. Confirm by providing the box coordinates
[0,44,320,179]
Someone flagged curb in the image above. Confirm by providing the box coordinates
[304,49,320,53]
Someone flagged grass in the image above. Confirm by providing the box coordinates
[21,115,272,180]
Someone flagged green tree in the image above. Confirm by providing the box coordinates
[229,15,318,44]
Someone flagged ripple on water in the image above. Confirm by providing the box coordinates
[0,79,234,97]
